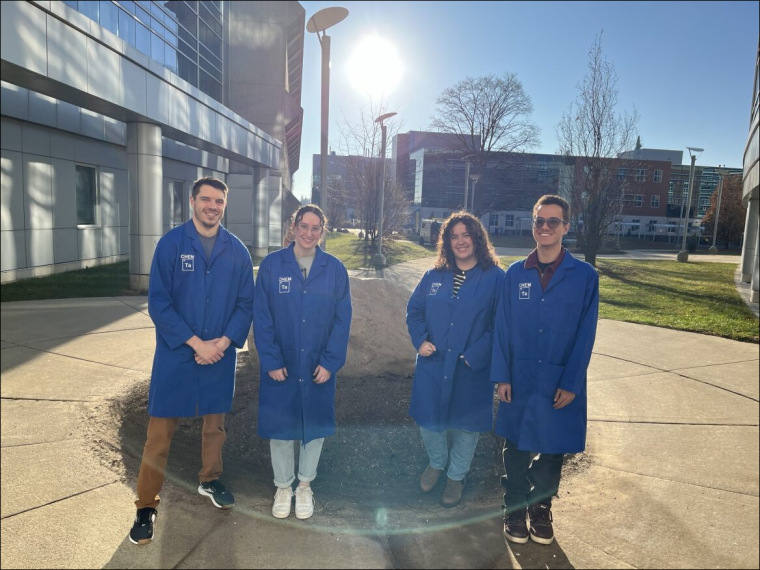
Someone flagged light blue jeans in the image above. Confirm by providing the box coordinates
[270,438,325,488]
[419,426,479,482]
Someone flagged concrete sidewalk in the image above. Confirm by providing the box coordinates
[1,262,758,569]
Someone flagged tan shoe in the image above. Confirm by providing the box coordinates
[440,477,465,508]
[419,465,443,493]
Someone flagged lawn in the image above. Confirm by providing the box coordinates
[1,261,135,302]
[595,259,757,343]
[500,256,757,343]
[324,231,435,270]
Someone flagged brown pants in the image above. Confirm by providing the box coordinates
[135,414,226,509]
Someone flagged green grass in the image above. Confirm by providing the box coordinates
[596,260,757,342]
[1,261,135,302]
[324,231,435,270]
[497,257,758,343]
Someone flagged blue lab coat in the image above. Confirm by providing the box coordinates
[490,251,599,454]
[406,264,504,433]
[147,220,254,417]
[253,243,352,444]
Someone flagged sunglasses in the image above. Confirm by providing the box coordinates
[532,217,568,229]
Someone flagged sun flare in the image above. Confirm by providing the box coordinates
[347,36,404,98]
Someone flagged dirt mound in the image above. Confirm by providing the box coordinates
[342,277,417,378]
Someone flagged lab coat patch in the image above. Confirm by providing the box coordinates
[519,282,532,299]
[429,282,442,295]
[181,254,195,272]
[279,276,292,294]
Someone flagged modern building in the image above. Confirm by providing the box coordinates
[391,131,478,203]
[311,151,391,223]
[1,0,304,287]
[741,39,759,303]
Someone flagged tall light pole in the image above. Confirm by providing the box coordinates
[463,154,479,212]
[469,173,481,213]
[677,146,704,262]
[373,112,397,267]
[307,7,349,213]
[709,167,731,254]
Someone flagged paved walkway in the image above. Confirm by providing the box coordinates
[1,256,758,569]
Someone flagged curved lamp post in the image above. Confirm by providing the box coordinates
[372,112,397,267]
[677,146,704,262]
[307,7,349,212]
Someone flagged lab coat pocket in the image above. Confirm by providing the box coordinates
[538,363,565,399]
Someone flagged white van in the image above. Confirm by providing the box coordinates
[419,219,442,246]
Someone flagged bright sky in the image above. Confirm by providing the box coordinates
[295,1,759,201]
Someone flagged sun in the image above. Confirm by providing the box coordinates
[347,36,404,98]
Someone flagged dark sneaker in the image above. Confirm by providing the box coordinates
[440,477,465,508]
[198,480,235,509]
[528,503,554,545]
[503,508,529,544]
[419,465,443,493]
[129,507,157,545]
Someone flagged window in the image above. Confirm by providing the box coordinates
[172,181,185,226]
[618,168,627,180]
[653,169,663,183]
[651,195,660,208]
[489,213,498,227]
[99,1,119,35]
[504,214,514,227]
[635,169,646,182]
[634,194,643,207]
[76,165,99,226]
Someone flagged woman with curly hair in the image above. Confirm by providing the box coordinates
[406,211,504,507]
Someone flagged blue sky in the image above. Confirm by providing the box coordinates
[295,1,759,201]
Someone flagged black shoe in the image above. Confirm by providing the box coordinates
[198,480,235,509]
[528,503,554,545]
[503,508,529,544]
[129,507,157,545]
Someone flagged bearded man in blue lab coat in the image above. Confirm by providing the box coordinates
[128,176,254,546]
[491,194,599,546]
[407,212,504,508]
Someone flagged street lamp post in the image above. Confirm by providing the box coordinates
[463,160,470,211]
[373,112,397,267]
[709,167,729,254]
[469,173,481,212]
[677,146,704,262]
[307,7,349,213]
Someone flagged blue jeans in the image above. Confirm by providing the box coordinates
[419,426,479,482]
[270,438,325,488]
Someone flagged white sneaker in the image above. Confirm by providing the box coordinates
[272,487,293,519]
[294,486,315,520]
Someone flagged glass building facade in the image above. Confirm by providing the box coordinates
[62,1,225,103]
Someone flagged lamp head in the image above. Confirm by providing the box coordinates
[375,112,397,124]
[686,146,704,157]
[307,7,349,33]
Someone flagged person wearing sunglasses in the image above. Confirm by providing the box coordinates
[406,212,504,508]
[490,194,599,546]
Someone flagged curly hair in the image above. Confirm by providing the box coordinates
[434,211,498,271]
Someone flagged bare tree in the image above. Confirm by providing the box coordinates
[324,173,348,229]
[430,72,540,215]
[556,32,640,266]
[337,100,410,242]
[702,175,746,249]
